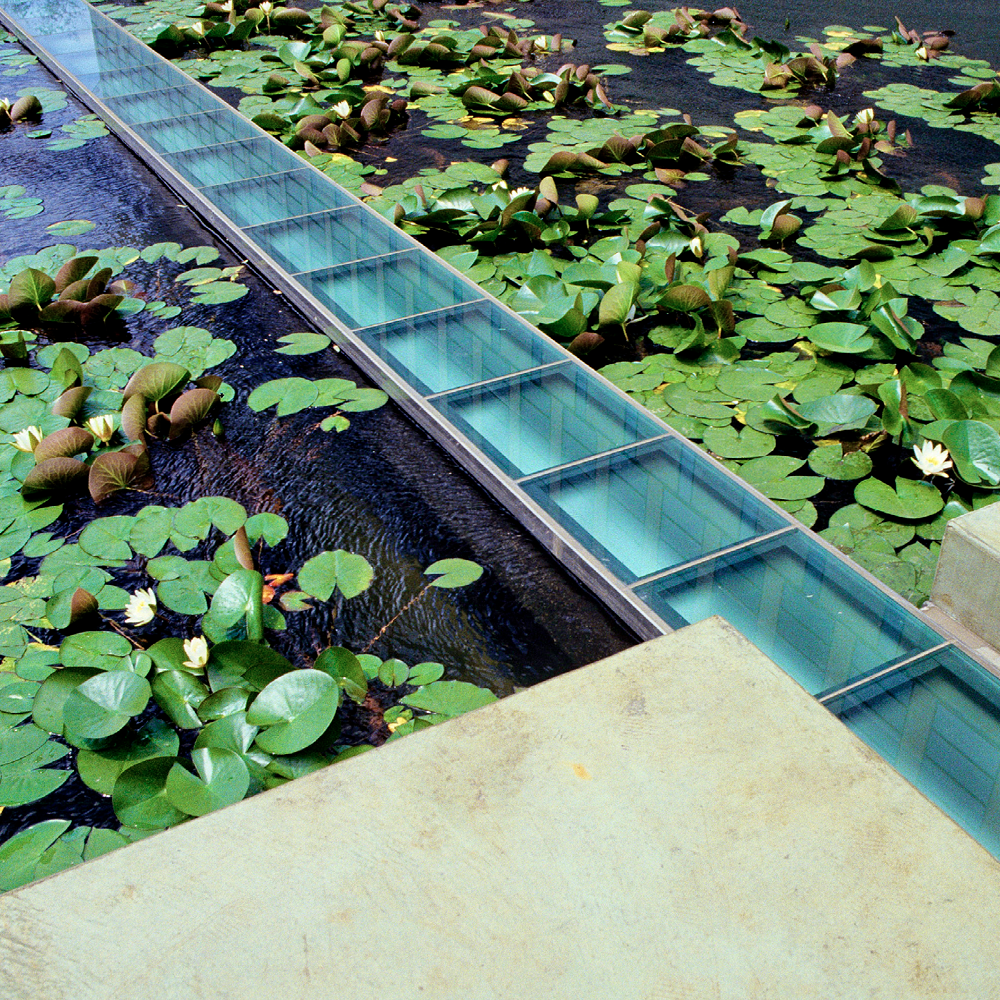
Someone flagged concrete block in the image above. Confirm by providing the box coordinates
[1,617,999,999]
[931,504,1000,648]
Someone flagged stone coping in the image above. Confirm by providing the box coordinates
[1,616,998,998]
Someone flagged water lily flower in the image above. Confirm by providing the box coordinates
[509,186,534,199]
[86,414,115,445]
[11,426,43,453]
[912,440,953,478]
[124,587,157,626]
[182,636,209,672]
[854,108,875,126]
[259,1,273,14]
[331,100,351,119]
[191,20,206,36]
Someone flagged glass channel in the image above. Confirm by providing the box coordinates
[826,645,1000,857]
[102,85,223,127]
[636,530,943,696]
[522,438,789,584]
[202,169,355,229]
[432,363,664,479]
[354,300,565,396]
[76,61,184,101]
[296,250,483,330]
[163,137,301,189]
[244,208,412,275]
[133,110,261,156]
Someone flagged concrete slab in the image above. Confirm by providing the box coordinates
[1,617,998,999]
[931,504,1000,649]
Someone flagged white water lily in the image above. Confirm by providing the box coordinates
[854,107,875,126]
[182,636,209,672]
[124,587,157,626]
[86,413,115,445]
[509,186,533,199]
[11,426,43,453]
[912,440,953,478]
[330,100,351,119]
[259,1,273,14]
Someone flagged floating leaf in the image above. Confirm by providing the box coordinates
[424,558,483,588]
[167,387,218,440]
[76,718,179,795]
[21,457,89,499]
[854,477,945,519]
[247,670,338,755]
[122,361,190,402]
[33,427,94,463]
[112,756,187,830]
[88,451,143,503]
[165,746,250,817]
[298,550,373,601]
[401,680,497,717]
[62,671,151,740]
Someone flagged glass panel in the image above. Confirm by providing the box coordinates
[76,62,182,99]
[134,110,260,155]
[202,169,353,228]
[163,138,299,188]
[244,208,410,274]
[106,86,222,126]
[636,532,942,696]
[355,300,562,396]
[523,438,789,583]
[298,251,481,330]
[828,646,1000,858]
[3,0,96,35]
[31,27,96,55]
[432,364,664,478]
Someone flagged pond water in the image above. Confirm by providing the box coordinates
[0,44,634,841]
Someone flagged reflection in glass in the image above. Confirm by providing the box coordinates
[828,645,1000,857]
[76,62,181,100]
[432,365,663,478]
[245,209,410,274]
[355,301,562,396]
[134,111,260,155]
[298,251,481,330]
[202,170,353,228]
[637,532,941,695]
[103,86,221,126]
[164,138,299,188]
[523,438,788,582]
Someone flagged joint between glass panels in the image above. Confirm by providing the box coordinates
[815,642,954,705]
[351,300,493,335]
[628,525,799,590]
[424,360,570,400]
[290,247,413,278]
[243,205,356,234]
[514,434,672,485]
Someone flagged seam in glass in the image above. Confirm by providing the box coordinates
[816,642,955,704]
[425,360,571,400]
[514,434,673,484]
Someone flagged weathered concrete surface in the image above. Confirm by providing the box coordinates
[932,504,1000,650]
[1,617,998,999]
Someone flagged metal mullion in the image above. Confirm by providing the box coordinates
[817,643,954,706]
[425,360,570,401]
[628,525,799,590]
[351,300,488,334]
[290,247,415,278]
[514,434,671,485]
[242,204,356,234]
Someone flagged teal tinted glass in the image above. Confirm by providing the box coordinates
[134,111,260,155]
[355,301,562,396]
[164,138,299,188]
[76,62,181,99]
[828,646,1000,857]
[637,532,941,695]
[245,208,411,274]
[432,364,664,478]
[297,251,481,329]
[202,169,353,228]
[1,0,93,34]
[523,438,789,583]
[104,86,221,126]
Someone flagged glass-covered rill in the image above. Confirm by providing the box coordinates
[522,438,789,583]
[245,208,412,275]
[827,645,1000,857]
[76,61,182,100]
[432,363,664,478]
[133,110,260,156]
[636,531,943,695]
[164,137,300,188]
[355,300,563,396]
[297,250,482,330]
[202,169,354,229]
[103,85,222,126]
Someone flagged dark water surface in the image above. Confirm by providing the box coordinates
[0,49,635,837]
